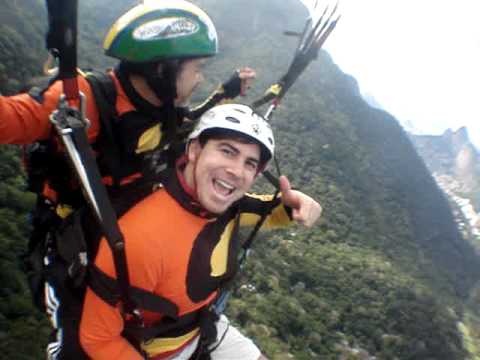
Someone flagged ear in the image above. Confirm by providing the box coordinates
[187,139,202,164]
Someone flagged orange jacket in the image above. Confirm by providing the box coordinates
[0,70,234,145]
[79,168,291,360]
[0,74,131,144]
[1,71,233,203]
[0,72,142,204]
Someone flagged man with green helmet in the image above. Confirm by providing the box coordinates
[103,0,254,112]
[0,1,257,359]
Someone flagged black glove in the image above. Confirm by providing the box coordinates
[221,70,242,99]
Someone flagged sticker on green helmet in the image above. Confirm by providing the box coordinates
[104,1,218,62]
[133,18,199,41]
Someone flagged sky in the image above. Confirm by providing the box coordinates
[319,0,480,147]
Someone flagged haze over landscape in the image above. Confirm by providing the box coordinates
[323,0,480,148]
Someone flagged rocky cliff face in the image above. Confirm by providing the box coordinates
[410,127,480,251]
[411,128,480,202]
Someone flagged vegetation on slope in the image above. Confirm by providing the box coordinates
[1,0,479,359]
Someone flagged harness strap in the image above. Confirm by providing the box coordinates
[89,265,178,318]
[89,267,218,346]
[90,266,224,360]
[124,309,201,342]
[262,170,280,189]
[85,71,124,187]
[64,118,141,320]
[45,0,78,83]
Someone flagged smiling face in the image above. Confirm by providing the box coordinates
[184,136,261,214]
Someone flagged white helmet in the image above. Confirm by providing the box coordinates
[188,104,275,166]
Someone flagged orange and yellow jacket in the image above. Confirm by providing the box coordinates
[80,164,292,360]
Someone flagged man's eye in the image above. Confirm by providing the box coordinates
[246,161,258,171]
[221,148,233,156]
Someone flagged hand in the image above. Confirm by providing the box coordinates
[222,67,257,98]
[237,67,256,96]
[279,175,322,227]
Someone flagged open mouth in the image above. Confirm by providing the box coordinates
[213,178,236,197]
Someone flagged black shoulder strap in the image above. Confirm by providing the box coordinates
[86,70,116,104]
[85,71,123,186]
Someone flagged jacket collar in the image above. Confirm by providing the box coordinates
[163,156,217,219]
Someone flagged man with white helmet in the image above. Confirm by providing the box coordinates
[80,104,322,359]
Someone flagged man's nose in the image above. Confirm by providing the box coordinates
[226,159,244,178]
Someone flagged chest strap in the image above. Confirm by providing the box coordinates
[88,265,178,319]
[89,265,216,347]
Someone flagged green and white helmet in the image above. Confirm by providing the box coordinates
[104,0,218,63]
[188,104,275,167]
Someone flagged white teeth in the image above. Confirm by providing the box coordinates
[214,179,235,195]
[216,179,234,190]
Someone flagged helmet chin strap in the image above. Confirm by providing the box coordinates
[145,60,179,104]
[119,60,184,168]
[119,60,180,104]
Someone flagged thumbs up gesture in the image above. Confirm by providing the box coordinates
[279,175,322,228]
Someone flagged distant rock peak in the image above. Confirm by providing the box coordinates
[410,128,480,212]
[443,126,471,152]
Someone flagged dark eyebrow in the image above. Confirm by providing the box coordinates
[218,142,240,156]
[218,142,260,166]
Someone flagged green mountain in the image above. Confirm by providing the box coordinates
[1,0,480,359]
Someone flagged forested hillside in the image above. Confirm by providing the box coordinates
[1,0,480,359]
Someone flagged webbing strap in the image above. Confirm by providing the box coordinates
[85,71,123,186]
[67,121,140,320]
[244,154,283,254]
[45,0,141,324]
[262,170,280,189]
[45,0,78,97]
[89,265,178,318]
[124,310,200,342]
